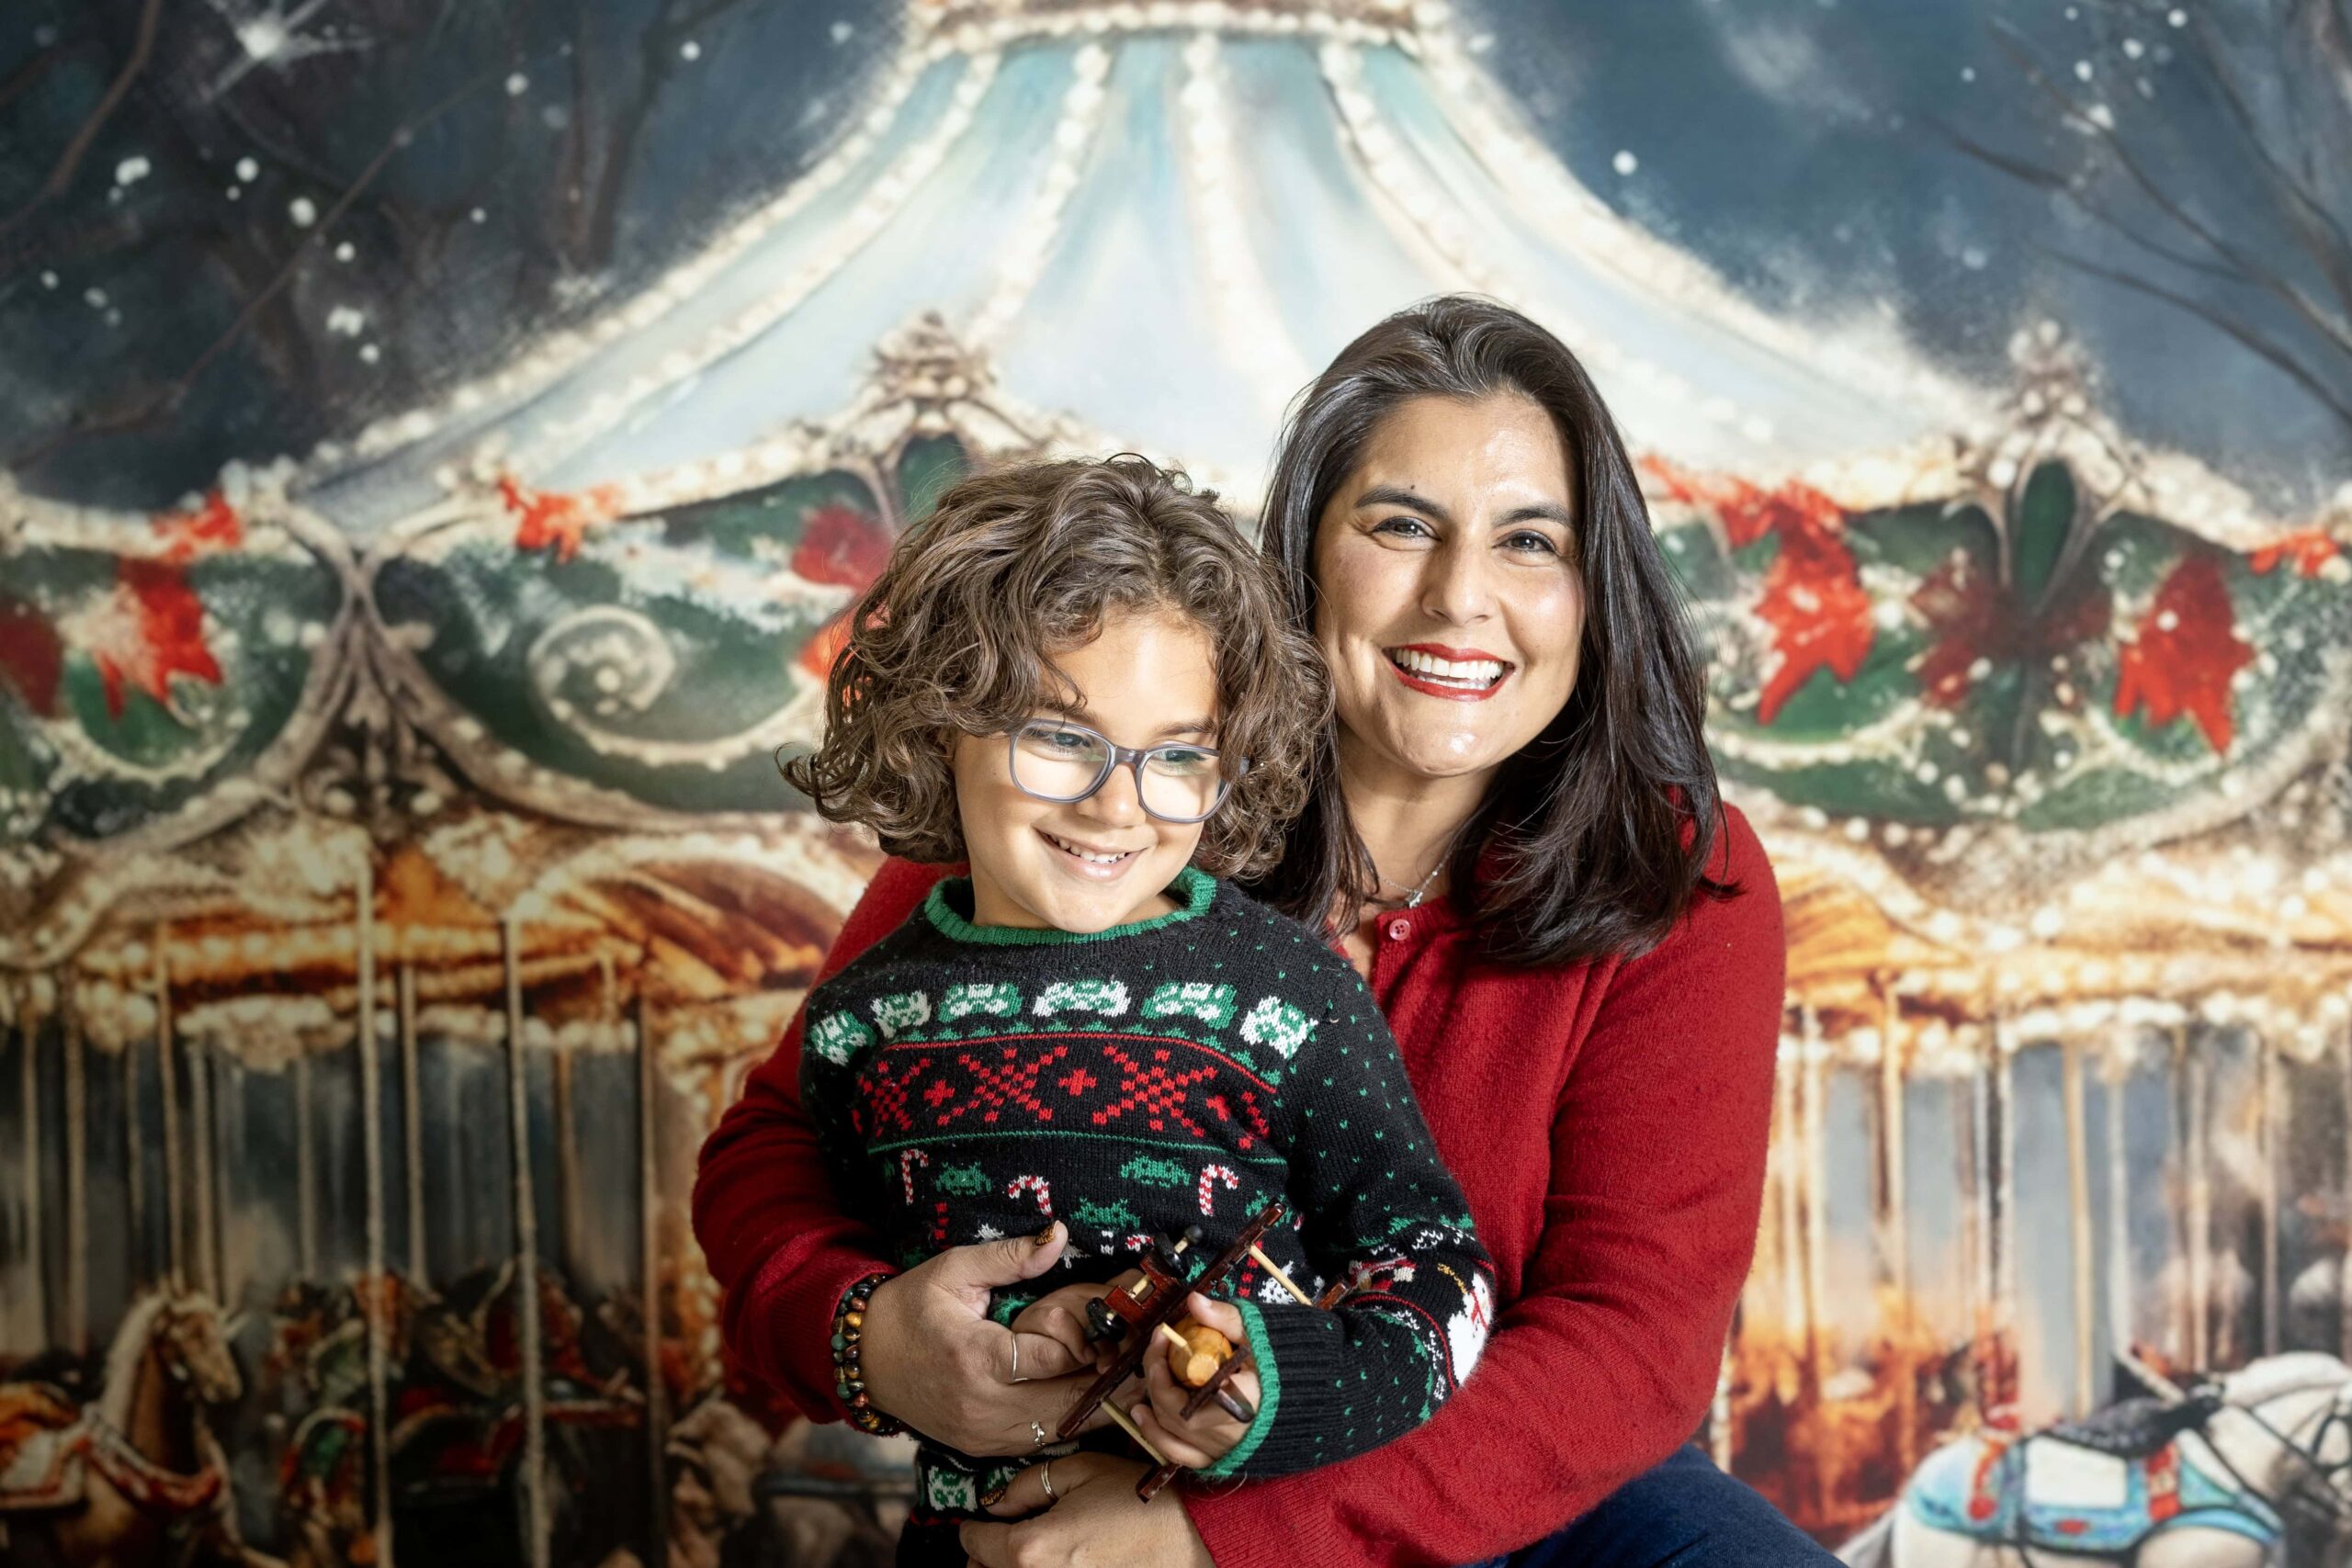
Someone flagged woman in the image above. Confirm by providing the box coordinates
[695,296,1833,1566]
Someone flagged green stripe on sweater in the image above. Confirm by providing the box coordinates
[1197,1299,1278,1478]
[922,866,1216,944]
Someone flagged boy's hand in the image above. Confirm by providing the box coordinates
[1125,1293,1259,1469]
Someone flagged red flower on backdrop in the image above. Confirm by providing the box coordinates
[0,597,63,716]
[791,502,895,680]
[1644,458,1872,725]
[791,502,895,588]
[83,558,226,719]
[1908,556,2111,707]
[0,493,243,725]
[153,490,243,562]
[2248,528,2341,578]
[2111,552,2254,753]
[498,475,626,563]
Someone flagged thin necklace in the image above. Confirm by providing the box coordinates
[1373,855,1445,910]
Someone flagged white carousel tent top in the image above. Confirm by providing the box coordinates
[298,0,2002,533]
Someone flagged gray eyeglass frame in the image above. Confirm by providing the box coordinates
[1005,718,1249,824]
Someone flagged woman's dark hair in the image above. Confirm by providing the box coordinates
[1250,295,1731,965]
[784,455,1329,881]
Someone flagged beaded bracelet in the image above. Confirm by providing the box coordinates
[831,1271,905,1437]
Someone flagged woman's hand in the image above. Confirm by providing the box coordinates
[959,1453,1215,1568]
[856,1223,1102,1454]
[1008,1273,1127,1372]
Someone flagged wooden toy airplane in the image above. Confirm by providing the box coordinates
[1056,1198,1317,1500]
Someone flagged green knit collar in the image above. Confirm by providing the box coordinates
[922,865,1216,946]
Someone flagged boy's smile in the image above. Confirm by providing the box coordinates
[950,609,1221,933]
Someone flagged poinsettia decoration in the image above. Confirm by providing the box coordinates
[153,490,243,562]
[790,502,895,680]
[0,595,63,716]
[79,558,226,720]
[2248,528,2342,579]
[498,475,626,563]
[1645,459,1873,725]
[2111,551,2253,752]
[1908,553,2110,708]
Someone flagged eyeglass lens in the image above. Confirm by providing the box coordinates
[1012,723,1227,821]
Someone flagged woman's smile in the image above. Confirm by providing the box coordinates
[1382,642,1515,701]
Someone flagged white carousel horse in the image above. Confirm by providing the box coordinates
[1839,1353,2352,1568]
[0,1285,282,1568]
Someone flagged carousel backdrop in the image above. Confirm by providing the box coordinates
[3,0,2349,1562]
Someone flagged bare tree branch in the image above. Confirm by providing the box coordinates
[2172,7,2352,311]
[2038,241,2352,432]
[0,0,166,245]
[570,0,762,269]
[1991,19,2352,370]
[6,70,503,471]
[0,35,93,118]
[1939,117,2257,286]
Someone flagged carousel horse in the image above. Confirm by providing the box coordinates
[270,1275,424,1568]
[0,1286,282,1568]
[1839,1353,2352,1567]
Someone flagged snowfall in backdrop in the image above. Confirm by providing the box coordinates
[2,1,2350,1564]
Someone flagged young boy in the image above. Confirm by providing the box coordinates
[779,456,1492,1562]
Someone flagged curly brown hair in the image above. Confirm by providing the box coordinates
[783,455,1329,880]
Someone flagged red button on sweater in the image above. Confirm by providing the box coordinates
[693,807,1783,1568]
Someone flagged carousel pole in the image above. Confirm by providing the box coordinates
[2169,1026,2191,1361]
[1872,977,1918,1480]
[1800,1008,1828,1385]
[18,977,48,1346]
[2104,1043,2132,1376]
[187,979,220,1300]
[2184,1029,2211,1371]
[1873,976,1908,1300]
[1775,1029,1804,1337]
[1958,1044,1985,1330]
[2257,1032,2280,1359]
[1711,1340,1735,1472]
[399,963,425,1286]
[2341,1017,2352,1363]
[356,851,395,1568]
[631,976,669,1558]
[1797,1008,1830,1528]
[153,928,184,1284]
[1992,1021,2018,1344]
[553,1026,581,1285]
[294,1051,318,1280]
[502,915,551,1568]
[2062,1039,2095,1416]
[123,1006,142,1284]
[62,978,88,1358]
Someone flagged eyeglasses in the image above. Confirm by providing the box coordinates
[1005,719,1248,824]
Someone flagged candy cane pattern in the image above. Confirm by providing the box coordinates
[1121,1234,1153,1253]
[899,1149,930,1205]
[1197,1163,1239,1215]
[1007,1174,1053,1220]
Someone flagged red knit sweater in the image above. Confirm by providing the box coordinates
[693,806,1783,1567]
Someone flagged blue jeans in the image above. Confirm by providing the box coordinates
[1465,1445,1840,1567]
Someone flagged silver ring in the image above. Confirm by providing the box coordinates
[1008,1334,1022,1383]
[1039,1459,1057,1503]
[1029,1419,1050,1450]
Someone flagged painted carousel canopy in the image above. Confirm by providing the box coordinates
[1,0,2348,1051]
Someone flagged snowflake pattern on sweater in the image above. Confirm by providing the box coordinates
[797,867,1494,1495]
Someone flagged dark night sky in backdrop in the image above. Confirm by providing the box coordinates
[1,0,2344,512]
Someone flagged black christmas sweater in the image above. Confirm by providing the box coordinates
[798,867,1495,1503]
